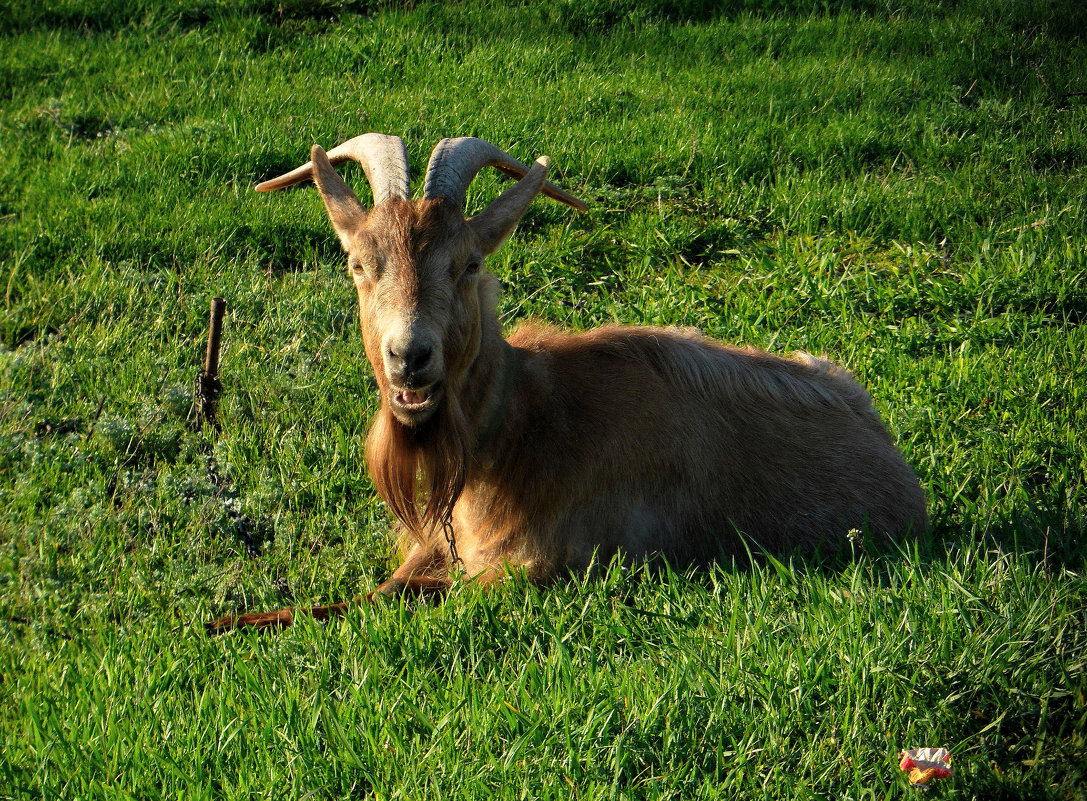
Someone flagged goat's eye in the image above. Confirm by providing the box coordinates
[349,258,373,278]
[464,260,481,275]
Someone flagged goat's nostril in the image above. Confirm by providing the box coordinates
[389,344,433,375]
[405,344,432,373]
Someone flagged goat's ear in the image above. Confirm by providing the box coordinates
[310,145,368,251]
[469,157,549,256]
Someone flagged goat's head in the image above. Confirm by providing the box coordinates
[257,135,586,428]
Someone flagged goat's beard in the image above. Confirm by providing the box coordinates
[366,388,470,545]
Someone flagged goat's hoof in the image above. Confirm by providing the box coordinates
[204,614,235,635]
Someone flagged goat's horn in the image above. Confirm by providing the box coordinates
[255,133,411,205]
[423,137,588,213]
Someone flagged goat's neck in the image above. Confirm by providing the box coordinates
[461,324,518,463]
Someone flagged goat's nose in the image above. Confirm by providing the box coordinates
[388,343,433,377]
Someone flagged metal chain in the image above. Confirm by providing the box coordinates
[441,513,465,575]
[194,368,221,432]
[192,369,268,557]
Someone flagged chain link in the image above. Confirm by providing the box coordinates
[193,368,269,556]
[441,514,465,575]
[194,368,222,432]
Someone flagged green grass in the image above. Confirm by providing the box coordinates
[1,0,1085,798]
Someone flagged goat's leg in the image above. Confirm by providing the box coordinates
[203,542,461,634]
[204,598,358,635]
[204,576,453,634]
[366,575,452,601]
[364,542,454,602]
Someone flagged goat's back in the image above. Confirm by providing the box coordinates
[484,324,926,570]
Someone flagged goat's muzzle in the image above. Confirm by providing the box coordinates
[389,381,444,426]
[382,327,445,426]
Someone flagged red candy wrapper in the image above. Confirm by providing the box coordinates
[900,748,952,786]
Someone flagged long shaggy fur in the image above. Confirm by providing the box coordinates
[366,386,472,543]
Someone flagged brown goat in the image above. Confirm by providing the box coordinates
[205,134,926,633]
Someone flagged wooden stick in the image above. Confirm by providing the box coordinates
[198,297,226,429]
[205,296,226,380]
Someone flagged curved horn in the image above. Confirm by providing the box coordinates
[255,133,410,205]
[423,137,588,213]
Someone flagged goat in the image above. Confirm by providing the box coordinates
[205,134,927,633]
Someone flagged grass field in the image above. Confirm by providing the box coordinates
[1,0,1085,798]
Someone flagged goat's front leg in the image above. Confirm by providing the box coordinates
[204,598,358,635]
[203,576,452,634]
[204,545,454,634]
[366,575,452,601]
[365,542,455,602]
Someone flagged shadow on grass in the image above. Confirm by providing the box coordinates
[7,0,1086,42]
[1,0,399,35]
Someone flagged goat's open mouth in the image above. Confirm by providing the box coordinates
[390,382,443,423]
